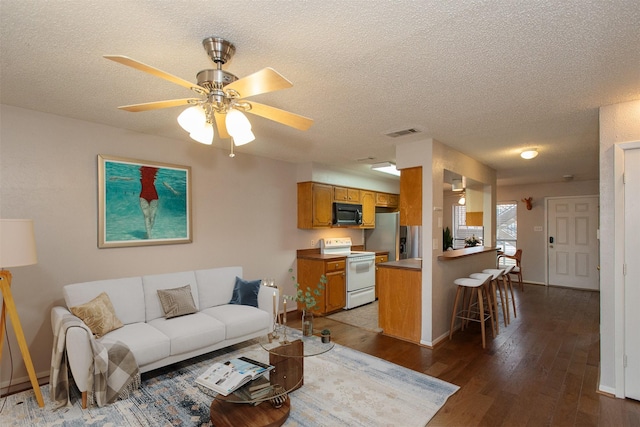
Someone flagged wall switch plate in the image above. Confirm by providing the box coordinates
[437,217,442,228]
[311,240,316,246]
[433,238,438,250]
[534,226,543,232]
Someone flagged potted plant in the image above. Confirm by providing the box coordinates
[443,226,453,251]
[464,235,481,247]
[320,328,331,343]
[285,269,326,336]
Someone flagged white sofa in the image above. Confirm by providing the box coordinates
[51,266,277,406]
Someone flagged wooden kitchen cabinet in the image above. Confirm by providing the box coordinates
[333,186,360,203]
[374,254,389,300]
[297,182,333,229]
[360,190,376,228]
[399,166,422,226]
[297,258,346,315]
[377,265,421,343]
[375,192,399,208]
[298,181,398,229]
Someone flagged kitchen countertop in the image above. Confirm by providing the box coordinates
[437,246,498,261]
[377,258,422,270]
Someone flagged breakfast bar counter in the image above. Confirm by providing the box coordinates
[437,246,498,261]
[376,258,422,344]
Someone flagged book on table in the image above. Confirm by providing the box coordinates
[195,356,274,396]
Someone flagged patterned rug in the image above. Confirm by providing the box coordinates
[2,330,458,426]
[327,300,383,332]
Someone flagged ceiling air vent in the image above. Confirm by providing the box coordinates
[385,128,421,138]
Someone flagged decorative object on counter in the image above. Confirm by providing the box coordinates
[285,268,326,336]
[443,226,453,251]
[320,329,331,343]
[464,235,481,247]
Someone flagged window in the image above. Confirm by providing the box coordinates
[452,205,484,248]
[496,202,517,256]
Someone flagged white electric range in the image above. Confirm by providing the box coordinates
[320,237,376,309]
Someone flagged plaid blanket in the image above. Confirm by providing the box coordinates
[50,313,140,408]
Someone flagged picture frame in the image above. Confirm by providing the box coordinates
[98,155,192,248]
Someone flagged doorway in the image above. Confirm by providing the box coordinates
[547,196,599,290]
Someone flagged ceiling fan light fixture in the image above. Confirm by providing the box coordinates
[189,122,214,145]
[226,109,255,145]
[371,161,400,176]
[458,192,466,205]
[520,149,539,160]
[178,106,206,133]
[232,129,256,146]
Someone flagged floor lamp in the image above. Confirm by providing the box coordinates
[0,219,44,407]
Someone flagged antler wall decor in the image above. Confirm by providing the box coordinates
[522,197,533,210]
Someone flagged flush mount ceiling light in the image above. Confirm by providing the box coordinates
[520,149,539,160]
[371,162,400,176]
[104,37,313,147]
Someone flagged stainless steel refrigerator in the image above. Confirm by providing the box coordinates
[365,212,422,260]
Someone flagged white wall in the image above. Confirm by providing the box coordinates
[599,99,640,395]
[497,180,599,284]
[396,138,497,346]
[0,104,351,389]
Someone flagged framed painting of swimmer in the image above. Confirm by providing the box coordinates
[98,155,192,248]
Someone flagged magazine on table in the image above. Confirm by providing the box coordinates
[195,357,274,396]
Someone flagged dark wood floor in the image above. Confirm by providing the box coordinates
[291,284,640,426]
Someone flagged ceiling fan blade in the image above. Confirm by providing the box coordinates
[225,68,293,98]
[245,102,314,131]
[117,98,198,112]
[214,111,230,139]
[104,55,207,93]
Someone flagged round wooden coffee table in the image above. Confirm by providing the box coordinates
[209,397,290,427]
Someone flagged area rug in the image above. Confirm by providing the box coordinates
[2,330,458,426]
[327,300,383,332]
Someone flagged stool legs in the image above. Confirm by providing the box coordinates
[450,281,495,349]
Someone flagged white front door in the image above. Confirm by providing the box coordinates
[547,196,599,290]
[624,148,640,400]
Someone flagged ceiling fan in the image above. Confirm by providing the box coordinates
[104,37,313,147]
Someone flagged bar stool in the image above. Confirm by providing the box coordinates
[480,268,509,327]
[449,275,494,348]
[500,265,517,319]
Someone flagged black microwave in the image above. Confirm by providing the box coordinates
[333,202,363,226]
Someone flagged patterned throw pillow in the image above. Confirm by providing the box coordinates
[69,292,124,338]
[229,277,261,308]
[157,285,197,319]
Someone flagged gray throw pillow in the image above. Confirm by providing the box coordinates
[157,285,197,319]
[229,277,261,307]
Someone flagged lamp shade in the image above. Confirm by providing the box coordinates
[226,109,255,146]
[177,106,206,133]
[0,219,37,268]
[189,123,214,145]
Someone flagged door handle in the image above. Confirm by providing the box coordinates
[549,236,554,244]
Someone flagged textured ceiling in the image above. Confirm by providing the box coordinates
[1,1,639,185]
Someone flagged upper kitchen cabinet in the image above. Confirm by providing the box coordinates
[298,182,398,229]
[298,182,333,228]
[400,166,422,226]
[376,192,399,208]
[333,186,360,203]
[360,190,375,228]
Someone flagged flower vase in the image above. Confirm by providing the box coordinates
[301,309,314,337]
